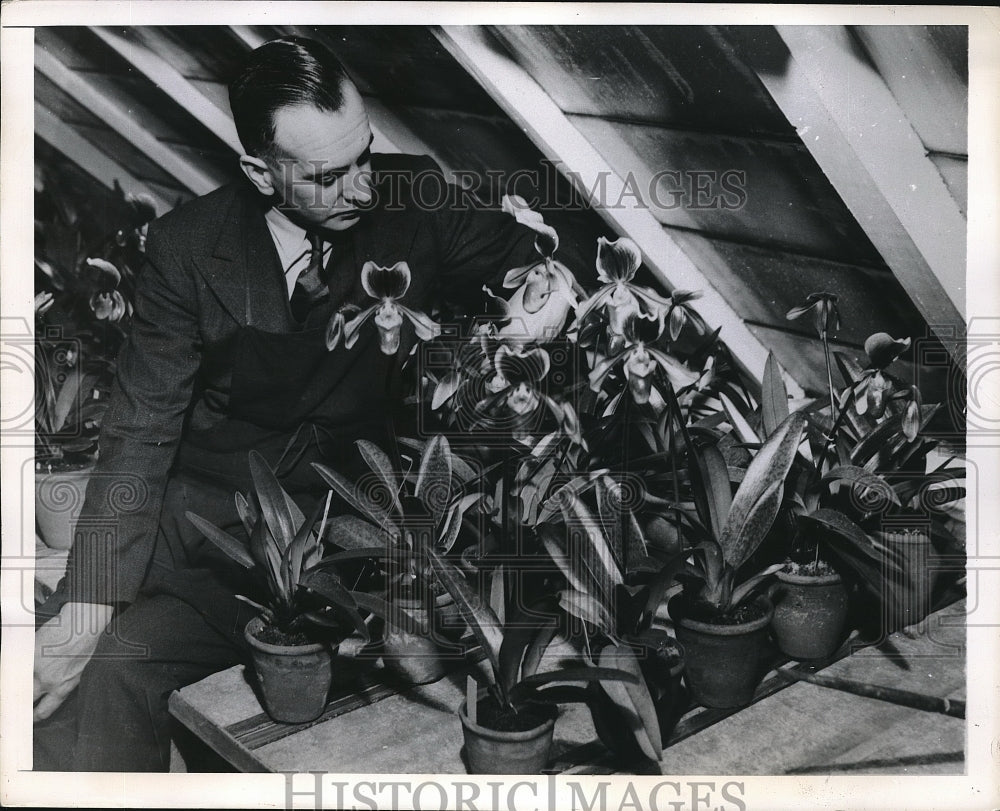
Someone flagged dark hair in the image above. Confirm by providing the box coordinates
[229,36,353,159]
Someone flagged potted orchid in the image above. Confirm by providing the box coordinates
[34,178,156,549]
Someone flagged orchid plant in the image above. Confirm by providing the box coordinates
[35,177,155,470]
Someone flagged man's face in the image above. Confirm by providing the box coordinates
[264,82,374,232]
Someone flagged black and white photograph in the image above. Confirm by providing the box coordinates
[2,3,998,809]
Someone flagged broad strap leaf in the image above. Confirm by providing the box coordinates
[426,550,503,689]
[761,351,790,437]
[356,439,403,517]
[312,462,401,537]
[414,435,453,528]
[325,514,395,553]
[509,665,641,708]
[349,590,428,636]
[249,451,296,552]
[720,410,806,569]
[185,511,255,569]
[596,644,662,761]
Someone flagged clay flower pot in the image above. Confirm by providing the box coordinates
[458,698,557,774]
[381,593,458,685]
[771,568,849,661]
[671,594,774,709]
[244,617,333,724]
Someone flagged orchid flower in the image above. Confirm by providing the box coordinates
[488,195,581,346]
[587,314,699,405]
[486,344,551,417]
[81,258,128,322]
[90,290,127,322]
[337,261,441,355]
[852,332,912,418]
[785,292,841,338]
[571,236,671,353]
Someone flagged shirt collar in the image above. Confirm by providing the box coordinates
[264,206,311,273]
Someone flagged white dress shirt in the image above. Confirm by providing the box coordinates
[264,207,334,298]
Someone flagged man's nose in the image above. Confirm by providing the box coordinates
[343,164,374,207]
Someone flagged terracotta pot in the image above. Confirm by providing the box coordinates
[882,529,940,631]
[244,617,333,724]
[459,699,556,774]
[381,594,455,685]
[35,464,93,550]
[671,595,774,709]
[771,569,849,660]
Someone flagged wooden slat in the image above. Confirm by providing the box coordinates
[570,114,882,264]
[34,102,172,213]
[434,25,783,392]
[35,45,220,195]
[90,26,243,154]
[729,26,966,357]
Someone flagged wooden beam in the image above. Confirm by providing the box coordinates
[90,26,243,154]
[733,26,966,355]
[34,102,172,213]
[433,25,780,390]
[34,45,221,196]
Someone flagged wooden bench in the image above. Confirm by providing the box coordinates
[170,599,967,775]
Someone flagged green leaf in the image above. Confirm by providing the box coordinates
[558,589,614,637]
[249,451,296,552]
[356,439,403,517]
[720,411,806,569]
[282,498,324,590]
[325,515,395,552]
[596,644,662,761]
[730,563,783,607]
[498,599,559,699]
[426,549,503,690]
[720,391,761,444]
[350,590,428,636]
[312,462,401,537]
[509,665,640,707]
[823,465,900,508]
[761,352,790,438]
[538,524,591,597]
[799,508,900,594]
[414,435,453,527]
[557,491,624,603]
[691,440,732,541]
[298,570,368,636]
[184,511,255,569]
[234,491,258,537]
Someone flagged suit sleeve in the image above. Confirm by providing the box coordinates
[421,157,539,294]
[64,221,203,607]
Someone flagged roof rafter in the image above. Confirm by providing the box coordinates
[433,24,780,389]
[35,44,220,196]
[90,26,243,155]
[34,101,173,213]
[732,25,965,356]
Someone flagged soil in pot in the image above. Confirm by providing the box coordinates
[671,594,773,709]
[459,696,557,774]
[771,563,849,661]
[244,617,333,724]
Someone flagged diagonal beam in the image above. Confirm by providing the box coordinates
[90,26,243,154]
[34,101,173,213]
[731,25,965,355]
[35,45,221,196]
[433,25,777,388]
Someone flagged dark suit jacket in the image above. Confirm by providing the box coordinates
[64,154,538,607]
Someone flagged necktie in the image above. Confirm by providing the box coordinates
[289,232,328,322]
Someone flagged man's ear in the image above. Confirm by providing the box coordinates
[239,155,276,196]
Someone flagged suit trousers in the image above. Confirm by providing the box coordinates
[33,473,263,772]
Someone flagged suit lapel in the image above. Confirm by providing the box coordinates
[197,185,293,332]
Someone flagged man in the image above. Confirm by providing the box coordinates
[33,36,549,771]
